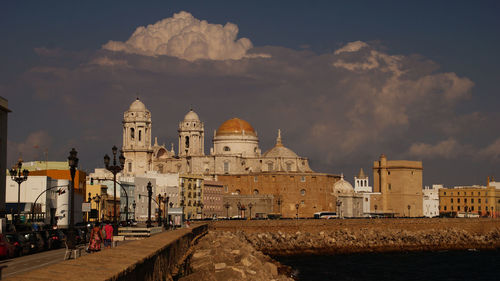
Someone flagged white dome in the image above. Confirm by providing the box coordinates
[184,109,200,121]
[129,98,147,112]
[333,174,354,195]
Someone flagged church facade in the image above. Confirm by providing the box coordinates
[121,99,341,217]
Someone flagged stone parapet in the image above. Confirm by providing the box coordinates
[5,224,208,281]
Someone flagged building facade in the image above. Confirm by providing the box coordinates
[423,184,442,218]
[372,154,423,217]
[202,180,224,218]
[0,97,10,216]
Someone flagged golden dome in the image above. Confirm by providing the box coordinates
[217,118,256,136]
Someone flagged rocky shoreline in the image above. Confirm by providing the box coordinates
[180,227,500,280]
[241,227,500,256]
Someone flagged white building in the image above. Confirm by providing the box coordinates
[54,179,84,228]
[354,168,372,193]
[423,184,442,218]
[5,176,65,224]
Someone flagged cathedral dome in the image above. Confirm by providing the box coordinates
[263,130,298,158]
[217,118,256,136]
[184,109,200,121]
[333,174,354,195]
[129,98,147,111]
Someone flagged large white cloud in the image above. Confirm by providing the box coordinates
[102,11,264,61]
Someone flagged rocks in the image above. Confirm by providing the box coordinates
[180,231,293,281]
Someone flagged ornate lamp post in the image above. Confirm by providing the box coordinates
[157,193,163,226]
[169,201,173,228]
[248,203,253,219]
[9,158,29,223]
[93,194,101,223]
[67,148,79,249]
[146,181,153,228]
[295,203,300,219]
[132,200,136,221]
[276,196,282,217]
[224,202,230,219]
[104,145,125,234]
[237,202,242,218]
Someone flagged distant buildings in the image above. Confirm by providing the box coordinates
[372,154,423,217]
[439,178,500,218]
[0,96,10,217]
[423,185,442,217]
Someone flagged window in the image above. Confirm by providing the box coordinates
[254,176,258,182]
[478,198,481,203]
[458,206,461,211]
[130,128,135,139]
[224,162,229,174]
[471,198,474,203]
[128,162,132,172]
[444,192,446,195]
[235,189,241,195]
[365,198,368,202]
[451,198,453,203]
[300,189,306,196]
[301,176,306,182]
[185,136,190,148]
[267,162,273,171]
[464,198,467,203]
[471,206,474,211]
[451,205,453,210]
[301,200,305,205]
[253,189,259,195]
[286,163,292,171]
[139,130,142,141]
[458,198,460,203]
[388,184,391,190]
[223,146,230,152]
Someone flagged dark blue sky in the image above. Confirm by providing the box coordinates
[1,1,499,186]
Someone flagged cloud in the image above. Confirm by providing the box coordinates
[102,11,268,61]
[479,138,500,161]
[334,41,368,55]
[8,130,52,163]
[88,57,130,67]
[407,138,467,159]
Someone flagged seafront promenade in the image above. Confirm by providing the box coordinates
[3,218,499,280]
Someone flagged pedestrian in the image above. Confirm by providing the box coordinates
[88,222,103,252]
[104,221,113,249]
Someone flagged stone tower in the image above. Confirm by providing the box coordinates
[178,109,204,156]
[354,168,372,193]
[122,98,153,176]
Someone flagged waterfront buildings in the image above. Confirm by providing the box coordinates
[439,178,500,217]
[423,185,442,217]
[0,96,10,217]
[372,154,423,217]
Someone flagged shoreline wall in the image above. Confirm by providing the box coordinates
[210,218,500,255]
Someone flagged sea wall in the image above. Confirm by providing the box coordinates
[4,223,208,281]
[210,218,500,255]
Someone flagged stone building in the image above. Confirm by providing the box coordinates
[179,175,204,219]
[120,99,340,218]
[0,97,10,216]
[439,178,500,218]
[333,175,364,218]
[372,154,423,217]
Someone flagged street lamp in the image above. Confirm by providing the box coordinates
[67,148,79,250]
[276,196,282,217]
[163,195,169,229]
[237,202,242,218]
[132,200,136,221]
[224,202,230,219]
[104,145,125,234]
[93,194,101,223]
[9,158,29,224]
[295,203,300,219]
[146,181,153,228]
[157,193,163,226]
[248,203,253,219]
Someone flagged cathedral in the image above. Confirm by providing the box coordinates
[122,98,314,177]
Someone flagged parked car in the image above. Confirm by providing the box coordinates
[5,233,30,256]
[0,234,15,259]
[47,230,65,249]
[24,232,45,253]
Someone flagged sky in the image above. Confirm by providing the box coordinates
[1,0,499,187]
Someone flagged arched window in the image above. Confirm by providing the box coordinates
[253,189,259,195]
[223,146,230,152]
[224,162,229,174]
[139,130,142,141]
[300,189,306,196]
[185,136,190,148]
[267,162,273,171]
[130,128,135,139]
[235,189,241,195]
[286,163,292,171]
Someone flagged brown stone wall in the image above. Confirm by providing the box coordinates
[217,172,340,218]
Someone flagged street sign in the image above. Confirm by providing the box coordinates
[82,202,91,212]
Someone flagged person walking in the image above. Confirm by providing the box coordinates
[103,221,114,249]
[88,222,103,252]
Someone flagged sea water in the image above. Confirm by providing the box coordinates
[274,249,499,281]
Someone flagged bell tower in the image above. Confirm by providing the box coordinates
[122,98,153,175]
[178,109,204,156]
